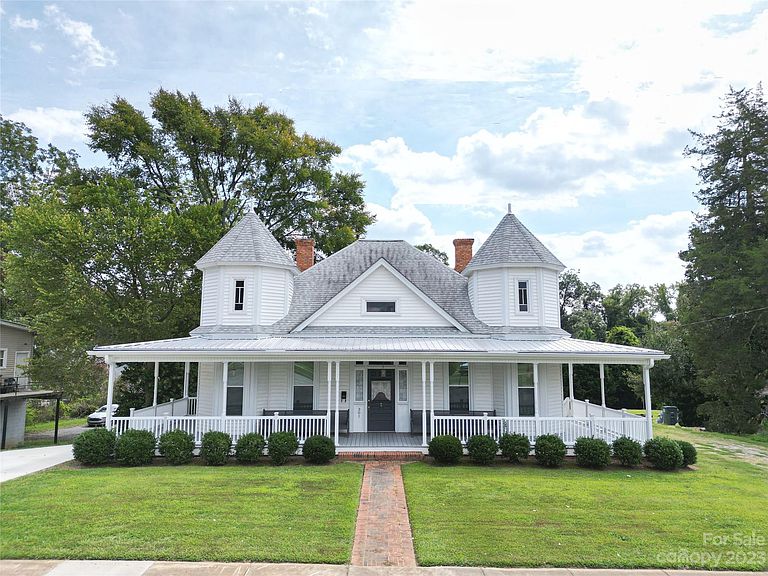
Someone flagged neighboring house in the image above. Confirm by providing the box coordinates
[0,320,34,448]
[90,210,668,451]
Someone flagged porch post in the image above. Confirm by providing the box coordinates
[153,361,159,416]
[643,361,653,441]
[334,360,340,445]
[567,362,574,415]
[105,358,115,431]
[326,361,332,437]
[183,361,190,398]
[533,362,540,436]
[599,363,606,417]
[221,361,229,417]
[429,361,435,440]
[421,361,427,447]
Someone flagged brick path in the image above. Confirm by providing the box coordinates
[350,461,417,567]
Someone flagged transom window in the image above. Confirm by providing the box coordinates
[226,362,244,416]
[448,362,470,411]
[234,280,245,311]
[293,362,314,410]
[517,363,535,416]
[366,301,396,313]
[518,281,529,312]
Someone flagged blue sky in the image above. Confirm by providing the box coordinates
[2,1,766,289]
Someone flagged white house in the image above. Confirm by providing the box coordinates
[90,210,667,452]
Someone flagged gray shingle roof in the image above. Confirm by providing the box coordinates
[195,212,295,269]
[465,213,565,271]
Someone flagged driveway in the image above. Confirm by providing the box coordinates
[25,424,89,443]
[0,444,74,483]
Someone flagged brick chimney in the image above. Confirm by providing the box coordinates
[453,238,474,273]
[295,238,315,272]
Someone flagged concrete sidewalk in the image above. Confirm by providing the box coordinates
[0,444,73,482]
[0,561,764,576]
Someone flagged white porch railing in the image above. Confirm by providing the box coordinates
[132,396,198,417]
[110,414,328,446]
[566,398,644,419]
[432,414,649,446]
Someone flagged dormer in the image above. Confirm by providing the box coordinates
[463,212,565,329]
[195,213,298,327]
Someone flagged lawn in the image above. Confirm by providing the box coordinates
[0,462,363,563]
[24,418,84,434]
[403,426,768,570]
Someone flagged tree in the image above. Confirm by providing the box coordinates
[415,243,449,265]
[679,85,768,433]
[604,326,643,408]
[85,90,374,255]
[559,270,606,340]
[603,284,655,337]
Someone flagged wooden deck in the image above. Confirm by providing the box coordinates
[337,432,424,451]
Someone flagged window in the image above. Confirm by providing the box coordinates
[0,349,6,369]
[518,280,529,312]
[226,362,244,416]
[448,362,470,411]
[354,368,364,402]
[234,280,245,311]
[366,301,396,313]
[517,363,535,416]
[398,368,408,402]
[293,362,314,410]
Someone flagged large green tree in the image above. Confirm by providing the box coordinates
[679,85,768,433]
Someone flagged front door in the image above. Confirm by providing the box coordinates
[368,368,395,431]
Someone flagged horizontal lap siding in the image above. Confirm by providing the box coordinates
[471,363,493,412]
[267,363,290,410]
[541,270,560,328]
[492,363,507,416]
[0,326,33,381]
[507,267,539,327]
[199,272,219,326]
[197,362,217,416]
[473,269,504,326]
[542,363,564,417]
[259,268,291,325]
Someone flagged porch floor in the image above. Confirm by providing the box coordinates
[337,433,425,452]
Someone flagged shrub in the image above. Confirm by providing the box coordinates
[200,431,232,466]
[235,433,266,464]
[676,440,698,466]
[644,437,683,470]
[498,433,531,463]
[158,429,195,465]
[535,434,566,467]
[466,435,498,465]
[612,436,643,467]
[574,437,611,469]
[73,427,116,466]
[115,429,156,466]
[268,431,299,465]
[428,435,463,464]
[302,435,336,464]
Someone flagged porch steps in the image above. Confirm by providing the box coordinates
[336,451,425,461]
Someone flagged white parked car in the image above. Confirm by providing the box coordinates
[86,405,119,427]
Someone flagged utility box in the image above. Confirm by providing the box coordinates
[661,405,679,426]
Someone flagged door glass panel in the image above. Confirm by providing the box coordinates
[449,386,470,411]
[398,369,408,402]
[370,380,392,402]
[293,385,314,410]
[518,388,535,416]
[226,387,243,416]
[355,370,364,402]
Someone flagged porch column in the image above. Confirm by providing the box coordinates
[183,361,190,398]
[429,361,435,440]
[334,360,340,445]
[153,361,160,416]
[533,362,540,436]
[326,361,332,437]
[567,362,574,415]
[105,359,115,431]
[221,361,229,417]
[642,361,653,441]
[599,363,606,417]
[421,361,427,447]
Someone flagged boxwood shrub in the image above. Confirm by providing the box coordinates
[234,432,266,464]
[428,435,463,464]
[676,440,697,467]
[302,435,336,464]
[498,433,531,463]
[466,434,498,465]
[268,431,299,465]
[574,437,611,469]
[115,429,156,466]
[158,429,195,465]
[535,434,566,467]
[200,431,232,466]
[644,437,683,470]
[612,436,643,467]
[73,427,116,466]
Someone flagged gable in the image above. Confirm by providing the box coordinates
[299,261,460,330]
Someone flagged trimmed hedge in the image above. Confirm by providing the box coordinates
[115,429,156,466]
[498,433,531,463]
[302,435,336,464]
[466,435,498,465]
[268,431,299,465]
[676,440,698,466]
[73,428,116,466]
[644,437,683,470]
[158,429,194,465]
[574,437,611,469]
[535,434,566,468]
[235,433,266,464]
[612,436,643,467]
[200,431,232,466]
[428,435,463,464]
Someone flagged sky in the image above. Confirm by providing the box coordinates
[1,1,766,289]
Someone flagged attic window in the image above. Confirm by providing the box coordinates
[234,280,245,311]
[366,301,396,313]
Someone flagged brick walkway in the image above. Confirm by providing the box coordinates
[350,462,417,567]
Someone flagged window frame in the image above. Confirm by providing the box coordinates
[517,279,530,313]
[516,363,535,417]
[447,362,471,412]
[226,362,245,416]
[362,298,399,315]
[233,279,245,312]
[0,349,6,369]
[292,361,315,411]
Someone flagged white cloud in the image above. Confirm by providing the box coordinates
[275,51,285,61]
[44,4,117,68]
[7,107,87,143]
[11,15,39,29]
[30,42,44,53]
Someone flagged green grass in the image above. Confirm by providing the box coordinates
[403,427,768,570]
[0,462,363,563]
[24,418,83,433]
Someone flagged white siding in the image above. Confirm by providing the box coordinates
[0,325,34,382]
[259,268,291,325]
[410,361,444,411]
[309,265,453,327]
[541,269,560,328]
[267,363,290,410]
[199,271,219,326]
[542,363,564,417]
[471,363,494,412]
[254,363,269,412]
[491,363,507,416]
[220,266,257,325]
[197,362,217,416]
[472,269,504,326]
[506,267,539,327]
